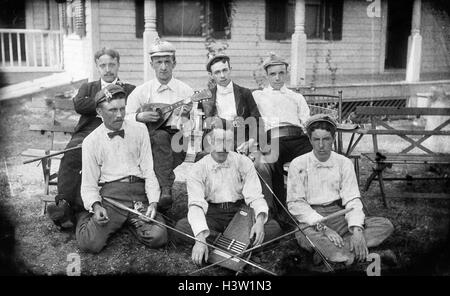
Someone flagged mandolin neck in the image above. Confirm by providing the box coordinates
[161,99,193,115]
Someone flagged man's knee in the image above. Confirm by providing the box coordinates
[263,219,282,242]
[75,213,107,254]
[140,225,168,249]
[150,129,171,144]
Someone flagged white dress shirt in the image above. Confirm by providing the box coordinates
[81,120,161,211]
[286,151,365,229]
[215,82,237,121]
[100,78,118,89]
[186,152,269,237]
[252,85,310,132]
[125,78,193,127]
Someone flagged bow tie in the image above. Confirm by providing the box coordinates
[107,129,125,139]
[157,84,170,93]
[212,162,230,172]
[313,160,333,169]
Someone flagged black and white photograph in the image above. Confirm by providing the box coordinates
[0,0,450,283]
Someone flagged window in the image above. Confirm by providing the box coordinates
[61,0,86,37]
[266,0,343,41]
[135,0,231,39]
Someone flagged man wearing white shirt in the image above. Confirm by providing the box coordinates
[48,48,135,230]
[287,114,393,266]
[126,38,194,212]
[76,84,167,253]
[252,53,312,226]
[172,128,281,265]
[201,53,263,153]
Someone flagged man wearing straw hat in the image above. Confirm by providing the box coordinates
[252,52,312,226]
[126,38,194,212]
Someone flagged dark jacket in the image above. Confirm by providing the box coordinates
[73,79,135,134]
[201,82,265,147]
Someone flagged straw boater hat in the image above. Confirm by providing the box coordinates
[149,37,176,57]
[262,52,289,71]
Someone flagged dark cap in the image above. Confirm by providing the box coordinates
[94,84,126,106]
[305,113,337,130]
[206,53,230,72]
[262,52,289,71]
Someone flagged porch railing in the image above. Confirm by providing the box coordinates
[0,29,63,71]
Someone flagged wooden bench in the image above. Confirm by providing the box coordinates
[21,95,77,214]
[354,106,450,207]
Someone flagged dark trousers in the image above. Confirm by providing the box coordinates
[295,203,394,263]
[149,128,186,189]
[56,130,90,212]
[172,202,282,246]
[75,182,168,253]
[255,133,312,220]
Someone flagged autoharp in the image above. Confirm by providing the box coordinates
[208,205,255,272]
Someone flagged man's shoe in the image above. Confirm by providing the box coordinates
[47,200,74,229]
[157,187,173,212]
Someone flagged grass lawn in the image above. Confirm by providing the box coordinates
[1,89,450,276]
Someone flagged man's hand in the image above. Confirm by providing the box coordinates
[145,202,157,220]
[250,213,266,246]
[323,227,344,248]
[350,227,368,262]
[236,138,257,155]
[173,104,192,116]
[137,111,161,123]
[93,202,109,225]
[192,232,209,266]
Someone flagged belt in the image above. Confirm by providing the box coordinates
[104,175,145,185]
[269,126,304,138]
[210,200,244,210]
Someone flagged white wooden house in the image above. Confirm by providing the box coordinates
[1,0,449,91]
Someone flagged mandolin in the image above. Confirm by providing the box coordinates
[137,89,212,132]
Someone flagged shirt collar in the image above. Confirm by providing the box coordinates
[310,152,334,169]
[101,78,118,89]
[217,81,233,95]
[266,84,288,94]
[102,120,127,135]
[155,78,176,93]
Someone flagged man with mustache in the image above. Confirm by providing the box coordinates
[76,84,167,253]
[48,48,135,230]
[126,38,194,213]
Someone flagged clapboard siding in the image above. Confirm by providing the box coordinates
[62,0,450,86]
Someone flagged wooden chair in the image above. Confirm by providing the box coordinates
[21,95,76,214]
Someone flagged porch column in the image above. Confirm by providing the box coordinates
[406,0,422,82]
[144,0,158,82]
[290,0,307,87]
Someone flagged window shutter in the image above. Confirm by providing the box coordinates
[325,0,343,41]
[135,0,144,38]
[73,0,86,37]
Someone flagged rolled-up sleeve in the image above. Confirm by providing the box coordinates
[286,160,323,225]
[240,156,268,223]
[340,158,365,228]
[80,137,102,212]
[138,125,161,204]
[186,163,209,237]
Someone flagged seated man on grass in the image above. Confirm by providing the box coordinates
[172,128,282,265]
[76,84,167,253]
[287,114,394,268]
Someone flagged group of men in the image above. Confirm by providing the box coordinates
[46,38,394,271]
